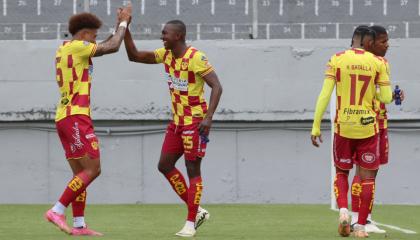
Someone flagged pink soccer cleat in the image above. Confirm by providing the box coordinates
[71,226,104,236]
[44,209,71,234]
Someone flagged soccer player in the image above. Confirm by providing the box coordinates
[311,26,392,238]
[124,20,223,237]
[44,4,132,236]
[350,25,404,233]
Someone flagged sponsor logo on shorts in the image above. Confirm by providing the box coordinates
[360,116,375,125]
[339,158,351,163]
[70,122,84,153]
[183,130,195,135]
[361,152,376,164]
[85,133,96,139]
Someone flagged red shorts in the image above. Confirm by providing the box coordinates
[56,115,100,160]
[379,128,389,165]
[333,133,379,170]
[161,122,207,161]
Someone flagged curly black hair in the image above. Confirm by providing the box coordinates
[68,12,102,36]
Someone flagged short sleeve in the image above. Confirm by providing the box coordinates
[154,48,166,64]
[73,40,97,58]
[192,51,214,77]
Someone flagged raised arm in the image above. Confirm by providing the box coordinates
[124,28,157,64]
[198,71,223,135]
[93,4,132,57]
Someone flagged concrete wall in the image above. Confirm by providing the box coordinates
[1,39,420,121]
[0,40,419,204]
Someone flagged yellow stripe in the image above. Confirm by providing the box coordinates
[90,44,97,57]
[200,67,214,77]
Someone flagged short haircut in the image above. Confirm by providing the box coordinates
[166,20,186,36]
[351,25,376,46]
[68,12,102,36]
[370,25,388,37]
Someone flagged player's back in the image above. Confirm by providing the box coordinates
[331,48,386,139]
[55,40,96,122]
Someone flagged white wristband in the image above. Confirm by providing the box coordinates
[119,21,128,29]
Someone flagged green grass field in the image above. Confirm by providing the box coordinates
[0,204,418,240]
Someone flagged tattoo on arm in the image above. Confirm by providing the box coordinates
[93,26,126,57]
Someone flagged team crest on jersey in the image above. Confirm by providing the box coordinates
[361,152,376,164]
[181,61,189,70]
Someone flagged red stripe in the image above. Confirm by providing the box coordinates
[163,50,170,62]
[69,82,74,95]
[188,71,195,83]
[66,106,71,116]
[183,106,192,116]
[335,51,345,57]
[56,68,63,87]
[164,64,170,73]
[170,57,176,69]
[180,91,188,96]
[188,96,200,105]
[174,70,180,78]
[188,48,198,59]
[350,74,356,105]
[68,55,73,68]
[201,102,208,113]
[174,94,181,103]
[72,67,78,81]
[172,102,177,114]
[178,117,184,126]
[336,68,341,82]
[374,71,379,84]
[71,94,90,107]
[81,69,89,82]
[352,48,365,54]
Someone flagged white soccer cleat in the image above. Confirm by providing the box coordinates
[353,224,369,238]
[338,209,351,237]
[365,220,386,234]
[175,223,196,237]
[195,207,210,229]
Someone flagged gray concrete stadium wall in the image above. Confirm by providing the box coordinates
[0,39,419,204]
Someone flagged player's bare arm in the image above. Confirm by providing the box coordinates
[199,71,223,135]
[93,4,132,57]
[124,29,157,64]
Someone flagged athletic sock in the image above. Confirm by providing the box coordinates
[358,178,375,225]
[72,190,87,226]
[334,172,349,209]
[52,201,66,215]
[73,216,86,228]
[351,175,361,212]
[58,171,92,207]
[164,168,188,203]
[187,176,203,222]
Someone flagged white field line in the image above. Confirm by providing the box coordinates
[330,208,417,234]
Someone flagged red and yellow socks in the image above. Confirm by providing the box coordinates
[59,171,92,207]
[187,176,203,222]
[358,178,376,225]
[164,168,189,203]
[334,172,349,209]
[351,175,361,212]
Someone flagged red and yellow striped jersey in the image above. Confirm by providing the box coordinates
[325,48,390,139]
[154,47,214,126]
[55,40,97,122]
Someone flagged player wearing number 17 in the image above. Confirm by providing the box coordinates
[124,20,223,237]
[310,27,392,238]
